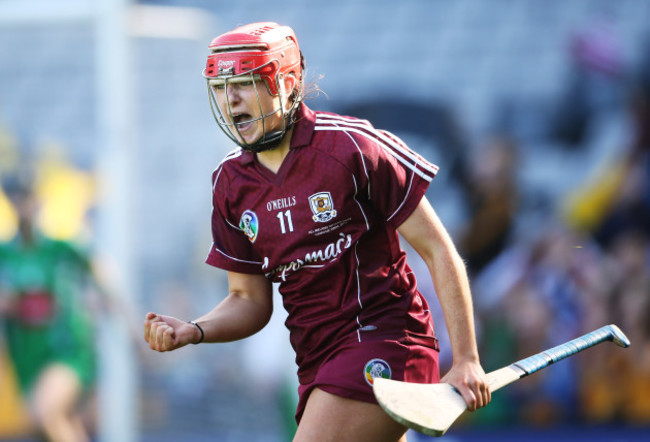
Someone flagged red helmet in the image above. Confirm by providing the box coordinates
[203,22,304,152]
[204,22,303,96]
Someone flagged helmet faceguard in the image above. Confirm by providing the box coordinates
[203,22,304,152]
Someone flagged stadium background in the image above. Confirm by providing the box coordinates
[0,0,649,440]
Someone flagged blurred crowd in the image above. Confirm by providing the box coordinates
[431,22,650,430]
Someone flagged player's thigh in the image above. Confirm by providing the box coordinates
[294,387,407,442]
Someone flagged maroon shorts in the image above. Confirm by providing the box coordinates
[295,338,440,423]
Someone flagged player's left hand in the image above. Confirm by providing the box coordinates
[441,359,491,411]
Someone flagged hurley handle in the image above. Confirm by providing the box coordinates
[513,324,630,376]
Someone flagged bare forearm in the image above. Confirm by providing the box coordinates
[398,198,480,363]
[193,291,272,343]
[398,198,488,409]
[430,246,480,363]
[144,273,273,351]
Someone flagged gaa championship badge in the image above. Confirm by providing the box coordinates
[239,210,259,243]
[364,358,391,386]
[308,192,337,223]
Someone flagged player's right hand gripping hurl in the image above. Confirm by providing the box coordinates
[441,358,491,411]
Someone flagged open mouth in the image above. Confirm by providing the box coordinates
[233,113,254,132]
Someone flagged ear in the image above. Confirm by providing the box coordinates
[283,74,298,95]
[279,74,299,111]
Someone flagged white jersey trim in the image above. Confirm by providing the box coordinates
[212,148,244,230]
[351,174,370,231]
[210,243,263,266]
[212,148,243,193]
[314,114,439,182]
[315,113,436,224]
[352,242,364,342]
[387,168,416,223]
[314,125,435,182]
[209,148,253,266]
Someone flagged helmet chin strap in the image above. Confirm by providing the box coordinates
[236,87,299,153]
[238,115,296,153]
[241,129,286,153]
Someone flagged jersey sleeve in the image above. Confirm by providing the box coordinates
[205,168,265,274]
[356,128,439,229]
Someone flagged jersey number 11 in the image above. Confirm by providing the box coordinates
[277,210,294,234]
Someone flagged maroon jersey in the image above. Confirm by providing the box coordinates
[206,103,440,385]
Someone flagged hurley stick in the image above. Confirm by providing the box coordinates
[373,324,630,436]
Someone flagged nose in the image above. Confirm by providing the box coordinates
[225,83,241,104]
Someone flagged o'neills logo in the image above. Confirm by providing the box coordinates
[263,232,353,281]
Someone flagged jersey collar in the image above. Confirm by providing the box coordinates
[289,103,316,150]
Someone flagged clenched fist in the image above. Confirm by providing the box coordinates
[143,312,200,351]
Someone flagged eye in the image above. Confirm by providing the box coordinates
[212,84,225,91]
[239,80,253,88]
